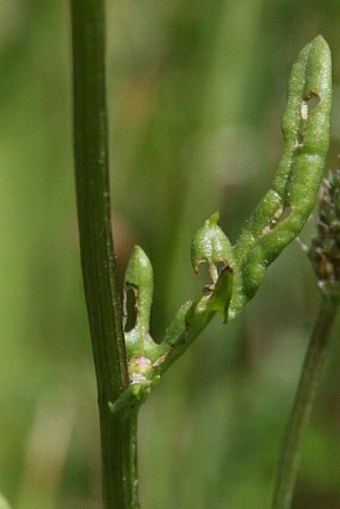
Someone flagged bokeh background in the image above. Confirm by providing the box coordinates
[1,1,340,508]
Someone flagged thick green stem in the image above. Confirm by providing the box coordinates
[69,1,139,507]
[271,297,338,509]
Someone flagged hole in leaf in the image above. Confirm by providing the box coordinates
[297,133,304,147]
[124,285,138,332]
[276,205,292,224]
[301,91,320,120]
[261,206,292,236]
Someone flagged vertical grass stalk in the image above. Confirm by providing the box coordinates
[70,1,139,507]
[271,297,338,509]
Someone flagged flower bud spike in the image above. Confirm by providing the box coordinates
[309,168,340,298]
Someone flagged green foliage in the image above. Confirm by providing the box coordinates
[190,211,233,278]
[1,1,340,508]
[119,37,332,417]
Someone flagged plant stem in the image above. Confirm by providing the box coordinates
[271,296,338,509]
[69,1,139,507]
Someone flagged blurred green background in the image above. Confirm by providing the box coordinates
[1,1,340,508]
